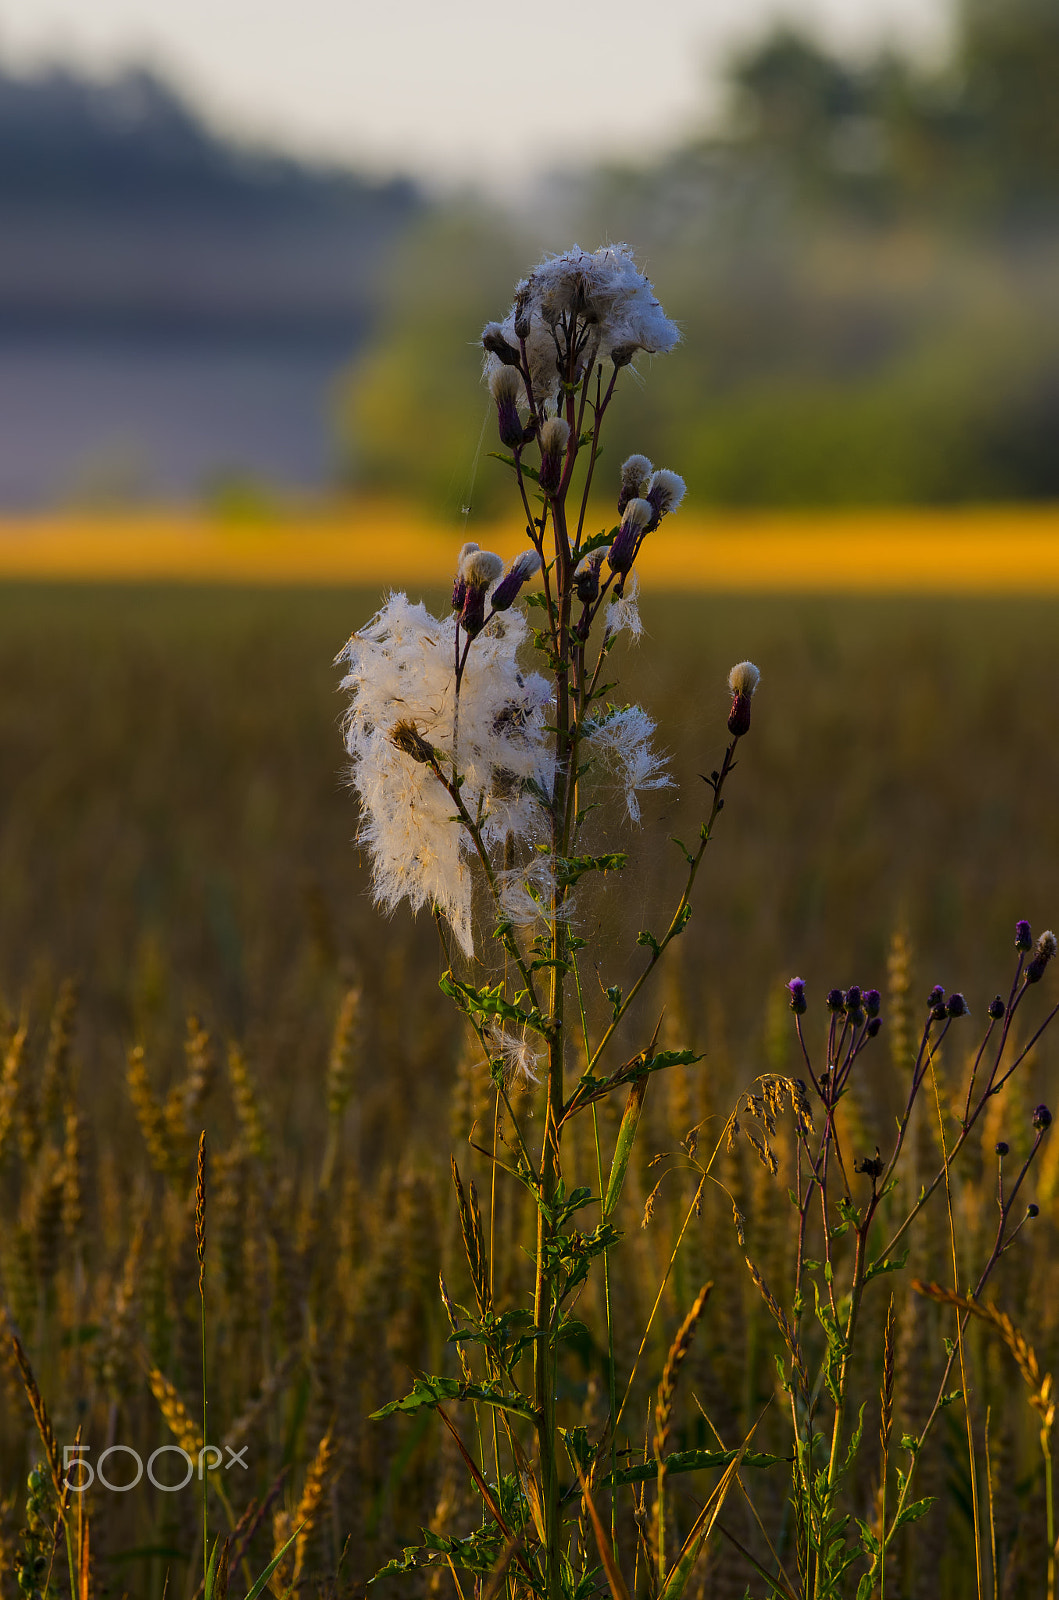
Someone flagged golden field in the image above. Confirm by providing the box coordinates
[0,500,1058,589]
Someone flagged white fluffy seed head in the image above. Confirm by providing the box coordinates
[483,244,679,408]
[489,365,521,404]
[728,661,761,697]
[621,454,652,489]
[511,549,541,579]
[648,469,686,517]
[461,548,505,588]
[540,416,570,456]
[622,498,653,530]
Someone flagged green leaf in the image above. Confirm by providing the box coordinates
[894,1496,935,1531]
[439,971,546,1036]
[243,1521,305,1599]
[555,851,627,888]
[604,1448,787,1487]
[371,1375,534,1422]
[204,1535,229,1600]
[865,1247,910,1283]
[636,929,662,956]
[604,1077,648,1221]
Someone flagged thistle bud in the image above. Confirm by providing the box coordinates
[452,541,479,611]
[611,341,639,369]
[787,977,807,1015]
[607,498,652,579]
[490,549,541,611]
[513,284,531,340]
[866,1016,882,1037]
[845,985,862,1011]
[1016,919,1033,952]
[826,988,845,1013]
[575,547,607,604]
[482,322,521,366]
[928,985,945,1009]
[1033,1103,1052,1131]
[459,547,504,638]
[727,661,760,737]
[489,366,526,450]
[988,995,1005,1020]
[538,416,570,495]
[644,468,687,529]
[1026,930,1057,984]
[995,1141,1009,1157]
[863,989,881,1018]
[946,992,969,1018]
[617,454,653,515]
[1029,1203,1040,1217]
[931,1001,948,1022]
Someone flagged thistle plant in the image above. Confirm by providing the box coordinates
[338,244,757,1596]
[338,245,1058,1600]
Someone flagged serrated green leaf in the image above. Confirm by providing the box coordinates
[371,1375,534,1422]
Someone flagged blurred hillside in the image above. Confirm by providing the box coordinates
[340,0,1059,514]
[0,64,421,504]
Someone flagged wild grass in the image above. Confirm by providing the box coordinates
[0,582,1058,1596]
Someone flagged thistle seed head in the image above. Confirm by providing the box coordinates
[645,468,687,528]
[727,660,761,736]
[618,454,653,514]
[607,497,653,578]
[1027,930,1057,983]
[489,364,526,449]
[482,321,521,366]
[946,992,969,1018]
[574,547,607,603]
[538,416,570,494]
[490,549,541,612]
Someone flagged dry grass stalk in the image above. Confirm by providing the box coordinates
[913,1281,1054,1420]
[880,1293,897,1458]
[143,1357,205,1458]
[40,978,78,1126]
[126,1044,172,1175]
[451,1157,490,1319]
[0,1020,26,1159]
[227,1042,270,1163]
[743,1251,808,1395]
[655,1282,712,1461]
[196,1131,207,1295]
[4,1313,66,1516]
[327,985,361,1119]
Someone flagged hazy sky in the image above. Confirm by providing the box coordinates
[0,0,950,188]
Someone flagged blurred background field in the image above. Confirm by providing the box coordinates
[3,581,1059,1594]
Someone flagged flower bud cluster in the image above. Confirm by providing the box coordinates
[606,457,686,595]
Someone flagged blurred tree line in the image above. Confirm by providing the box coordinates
[337,0,1059,512]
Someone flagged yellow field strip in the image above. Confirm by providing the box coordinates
[0,503,1056,590]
